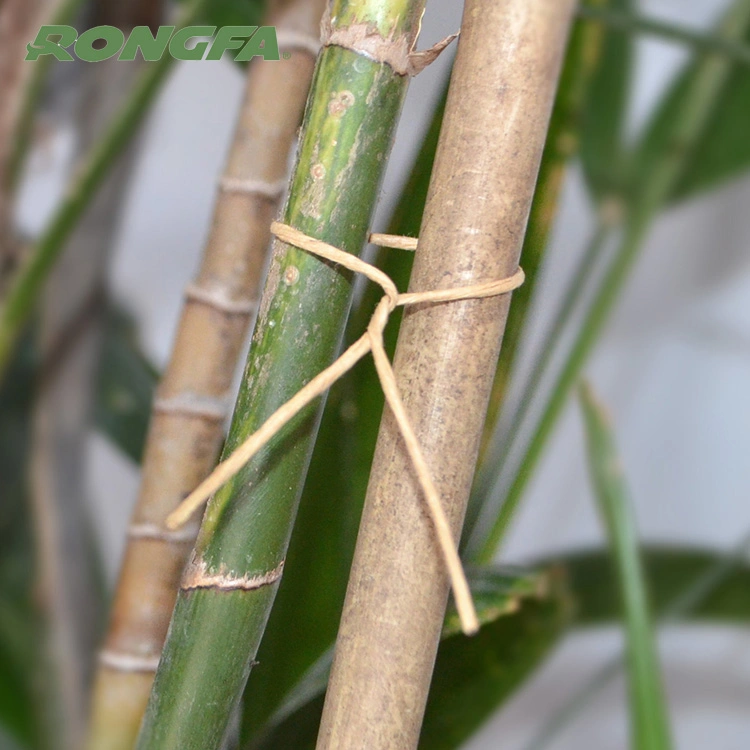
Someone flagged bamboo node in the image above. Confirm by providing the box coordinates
[185,282,259,316]
[166,222,524,636]
[321,9,458,77]
[128,522,199,544]
[182,557,285,592]
[276,28,322,58]
[98,650,161,674]
[219,176,288,200]
[153,392,230,421]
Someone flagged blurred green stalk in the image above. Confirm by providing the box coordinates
[477,0,750,562]
[579,381,672,750]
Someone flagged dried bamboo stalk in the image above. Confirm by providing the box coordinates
[86,2,324,748]
[315,1,576,747]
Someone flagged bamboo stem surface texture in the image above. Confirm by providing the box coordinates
[315,1,576,748]
[136,1,430,748]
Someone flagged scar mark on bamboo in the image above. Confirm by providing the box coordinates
[283,265,299,286]
[276,28,321,58]
[128,523,199,544]
[181,559,285,592]
[328,90,355,117]
[185,282,259,316]
[153,392,230,421]
[219,176,287,200]
[99,650,161,673]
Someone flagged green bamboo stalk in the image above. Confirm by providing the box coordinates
[579,381,672,750]
[0,0,207,383]
[578,4,750,65]
[476,0,750,563]
[136,2,430,747]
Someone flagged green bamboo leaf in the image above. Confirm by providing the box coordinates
[634,22,750,203]
[579,381,672,750]
[239,83,447,743]
[93,309,158,464]
[579,0,634,201]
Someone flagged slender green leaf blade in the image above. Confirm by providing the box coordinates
[580,0,634,200]
[0,340,40,748]
[94,309,158,464]
[579,381,672,750]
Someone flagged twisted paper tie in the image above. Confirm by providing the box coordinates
[167,221,525,635]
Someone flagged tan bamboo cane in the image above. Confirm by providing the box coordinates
[86,1,326,747]
[315,0,576,747]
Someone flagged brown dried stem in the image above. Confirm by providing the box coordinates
[314,1,576,748]
[85,1,325,748]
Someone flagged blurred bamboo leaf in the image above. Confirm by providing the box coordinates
[250,542,750,749]
[94,308,157,464]
[579,381,672,750]
[251,568,564,750]
[580,0,634,201]
[240,86,446,744]
[175,0,265,42]
[0,339,41,748]
[634,23,750,203]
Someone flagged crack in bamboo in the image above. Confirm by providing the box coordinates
[321,7,458,77]
[167,221,524,635]
[181,558,285,592]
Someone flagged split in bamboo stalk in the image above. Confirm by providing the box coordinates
[314,1,575,748]
[86,2,325,749]
[136,2,453,746]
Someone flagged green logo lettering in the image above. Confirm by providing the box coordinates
[119,25,174,62]
[206,26,257,61]
[75,26,126,62]
[26,25,287,63]
[25,25,77,61]
[237,27,280,62]
[169,26,216,61]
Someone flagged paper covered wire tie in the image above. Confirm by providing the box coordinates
[166,221,525,635]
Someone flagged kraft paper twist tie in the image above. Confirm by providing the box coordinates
[167,221,525,635]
